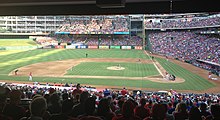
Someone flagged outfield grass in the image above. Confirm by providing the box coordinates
[66,62,159,77]
[0,39,37,46]
[0,50,27,56]
[0,49,215,91]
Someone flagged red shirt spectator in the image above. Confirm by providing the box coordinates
[121,88,128,96]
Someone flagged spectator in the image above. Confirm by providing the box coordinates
[49,99,75,120]
[72,83,83,98]
[78,96,102,120]
[3,90,26,120]
[20,97,47,120]
[113,99,141,120]
[144,103,167,120]
[205,104,220,120]
[0,86,12,120]
[188,106,202,120]
[145,99,154,111]
[47,93,62,114]
[114,99,124,115]
[71,91,90,117]
[200,103,211,118]
[103,88,111,97]
[134,98,150,119]
[173,102,189,120]
[162,103,174,120]
[120,88,128,96]
[97,97,116,120]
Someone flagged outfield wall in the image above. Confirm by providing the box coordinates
[0,46,42,50]
[0,45,143,50]
[45,45,143,50]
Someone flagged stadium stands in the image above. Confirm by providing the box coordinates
[149,31,220,76]
[145,14,220,29]
[57,15,129,33]
[0,82,220,120]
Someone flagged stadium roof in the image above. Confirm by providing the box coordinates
[0,0,219,16]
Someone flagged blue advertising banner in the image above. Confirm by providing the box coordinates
[113,32,130,34]
[55,32,70,34]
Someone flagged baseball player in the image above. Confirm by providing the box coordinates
[29,72,33,81]
[14,69,19,75]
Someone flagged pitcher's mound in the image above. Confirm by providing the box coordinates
[107,66,125,71]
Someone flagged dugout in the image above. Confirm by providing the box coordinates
[196,59,220,76]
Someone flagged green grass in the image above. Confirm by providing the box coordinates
[0,39,38,46]
[0,49,216,91]
[0,50,27,56]
[0,74,214,91]
[155,58,215,90]
[0,49,149,74]
[66,62,159,77]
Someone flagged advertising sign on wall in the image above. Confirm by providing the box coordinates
[55,45,65,49]
[99,46,109,49]
[66,45,76,49]
[135,46,143,50]
[121,46,132,49]
[88,46,98,49]
[78,45,87,49]
[110,46,121,49]
[61,43,67,46]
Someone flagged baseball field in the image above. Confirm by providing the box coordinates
[0,39,219,93]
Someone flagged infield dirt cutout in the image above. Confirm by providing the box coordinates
[9,58,185,83]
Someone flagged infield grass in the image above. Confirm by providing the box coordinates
[66,62,159,77]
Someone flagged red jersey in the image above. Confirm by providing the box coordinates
[121,89,127,95]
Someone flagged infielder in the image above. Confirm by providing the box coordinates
[29,72,33,81]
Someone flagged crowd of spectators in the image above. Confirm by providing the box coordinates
[112,36,143,46]
[149,31,219,63]
[57,14,220,31]
[149,31,220,75]
[145,14,220,29]
[34,36,58,46]
[57,16,129,33]
[0,82,220,120]
[51,35,143,46]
